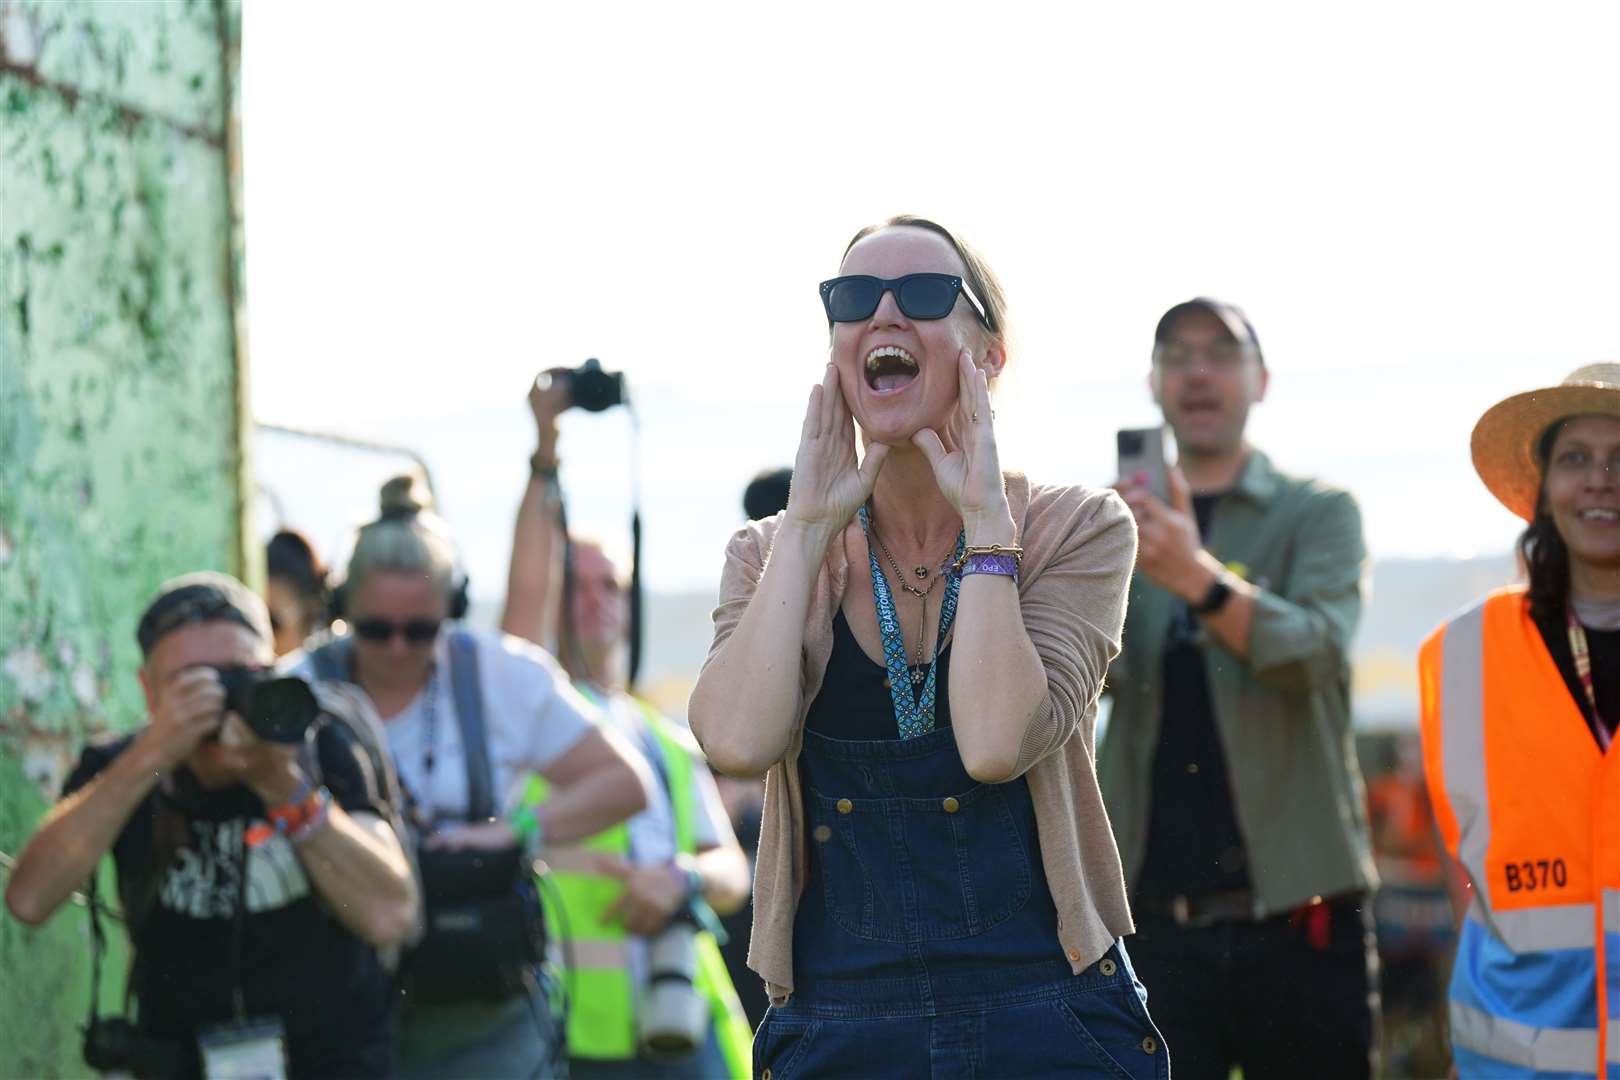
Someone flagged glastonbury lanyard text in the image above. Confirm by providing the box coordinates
[858,505,965,739]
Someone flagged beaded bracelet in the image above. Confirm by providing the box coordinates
[269,785,329,842]
[287,789,332,845]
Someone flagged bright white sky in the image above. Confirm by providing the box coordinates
[241,2,1620,596]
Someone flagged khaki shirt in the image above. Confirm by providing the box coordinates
[1097,449,1377,915]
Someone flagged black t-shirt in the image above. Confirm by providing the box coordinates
[1136,492,1254,902]
[63,719,396,1078]
[805,609,954,739]
[1532,605,1620,746]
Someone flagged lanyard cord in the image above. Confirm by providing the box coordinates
[87,873,108,1027]
[1566,607,1615,751]
[857,505,965,740]
[230,827,250,1019]
[410,666,443,825]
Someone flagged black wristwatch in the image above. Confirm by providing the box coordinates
[1192,574,1233,616]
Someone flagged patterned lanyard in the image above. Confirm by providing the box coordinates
[412,667,443,823]
[1566,608,1614,751]
[858,505,965,739]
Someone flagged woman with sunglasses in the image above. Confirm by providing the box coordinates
[689,216,1166,1078]
[289,472,651,1079]
[1419,365,1620,1078]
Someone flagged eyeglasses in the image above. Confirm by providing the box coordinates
[819,273,991,329]
[1152,340,1255,373]
[352,617,443,644]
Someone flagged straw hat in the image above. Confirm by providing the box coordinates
[1471,362,1620,521]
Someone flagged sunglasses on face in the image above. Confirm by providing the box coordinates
[819,273,991,329]
[352,617,443,644]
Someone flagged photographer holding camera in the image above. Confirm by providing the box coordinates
[5,572,418,1078]
[502,367,754,1080]
[292,472,652,1079]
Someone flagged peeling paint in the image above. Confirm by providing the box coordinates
[0,1,244,1072]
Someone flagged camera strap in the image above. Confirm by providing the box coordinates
[86,872,109,1031]
[230,825,251,1019]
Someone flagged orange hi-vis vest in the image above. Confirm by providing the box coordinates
[1420,587,1620,1079]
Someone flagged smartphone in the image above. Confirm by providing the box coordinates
[1117,427,1171,502]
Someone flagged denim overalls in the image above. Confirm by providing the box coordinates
[753,714,1170,1079]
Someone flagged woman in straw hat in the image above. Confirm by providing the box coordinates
[1418,363,1620,1079]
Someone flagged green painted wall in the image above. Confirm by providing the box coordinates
[0,1,246,1073]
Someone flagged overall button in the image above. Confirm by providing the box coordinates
[761,1070,772,1080]
[836,798,853,815]
[1098,958,1117,977]
[1067,948,1081,962]
[1141,1036,1158,1055]
[812,825,832,843]
[941,796,960,813]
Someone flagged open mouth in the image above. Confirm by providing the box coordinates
[865,345,918,393]
[1578,508,1620,522]
[1179,397,1221,416]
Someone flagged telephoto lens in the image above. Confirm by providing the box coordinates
[636,920,709,1059]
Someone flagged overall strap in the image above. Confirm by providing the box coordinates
[447,631,494,821]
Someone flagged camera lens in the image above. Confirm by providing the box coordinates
[247,677,320,743]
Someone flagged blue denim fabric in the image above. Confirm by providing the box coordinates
[756,728,1169,1079]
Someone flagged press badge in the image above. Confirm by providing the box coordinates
[196,1016,287,1080]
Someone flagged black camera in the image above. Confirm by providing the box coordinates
[216,667,321,744]
[83,1017,184,1076]
[568,358,627,412]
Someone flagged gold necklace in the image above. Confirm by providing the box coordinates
[869,517,953,682]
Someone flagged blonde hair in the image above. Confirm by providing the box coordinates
[340,472,459,595]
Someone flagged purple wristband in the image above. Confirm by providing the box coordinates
[961,552,1019,583]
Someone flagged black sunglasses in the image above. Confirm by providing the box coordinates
[352,617,443,644]
[819,273,991,329]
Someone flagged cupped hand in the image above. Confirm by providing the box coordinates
[911,350,1010,531]
[782,364,890,537]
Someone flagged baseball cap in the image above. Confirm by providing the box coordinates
[1154,297,1264,365]
[135,572,273,657]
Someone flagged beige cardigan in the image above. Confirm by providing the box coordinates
[700,473,1139,1002]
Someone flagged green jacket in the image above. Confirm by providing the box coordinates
[1097,449,1377,916]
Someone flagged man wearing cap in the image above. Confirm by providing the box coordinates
[1100,299,1378,1078]
[5,572,419,1077]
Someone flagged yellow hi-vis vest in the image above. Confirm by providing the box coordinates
[1420,588,1620,1078]
[522,697,752,1077]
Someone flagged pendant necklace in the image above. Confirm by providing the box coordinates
[868,523,950,682]
[858,504,965,739]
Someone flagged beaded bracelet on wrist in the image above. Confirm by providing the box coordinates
[287,790,332,845]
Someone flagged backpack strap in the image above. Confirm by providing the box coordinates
[306,636,352,684]
[446,631,494,822]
